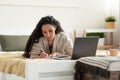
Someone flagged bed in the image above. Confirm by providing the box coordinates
[0,52,76,80]
[0,35,76,80]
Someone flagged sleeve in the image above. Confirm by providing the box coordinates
[30,42,44,58]
[64,36,73,56]
[60,32,73,56]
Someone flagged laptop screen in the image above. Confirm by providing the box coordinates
[71,37,99,60]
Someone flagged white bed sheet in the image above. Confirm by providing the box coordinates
[0,73,25,80]
[25,59,76,80]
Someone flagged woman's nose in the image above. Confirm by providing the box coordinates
[46,33,50,37]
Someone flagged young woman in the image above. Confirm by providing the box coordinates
[23,16,73,58]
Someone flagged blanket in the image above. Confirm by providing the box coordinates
[0,53,26,78]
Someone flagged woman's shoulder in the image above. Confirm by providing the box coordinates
[56,32,72,41]
[38,36,46,43]
[57,32,68,38]
[56,32,73,45]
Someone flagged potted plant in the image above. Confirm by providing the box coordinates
[105,16,116,29]
[86,32,105,46]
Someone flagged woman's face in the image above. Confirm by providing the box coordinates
[42,24,56,41]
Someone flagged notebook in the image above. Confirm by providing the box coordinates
[71,37,99,60]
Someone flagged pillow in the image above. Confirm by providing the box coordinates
[0,35,29,51]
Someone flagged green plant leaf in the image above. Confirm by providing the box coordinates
[86,32,104,38]
[105,16,116,22]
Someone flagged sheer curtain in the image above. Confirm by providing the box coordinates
[105,0,120,48]
[105,0,119,21]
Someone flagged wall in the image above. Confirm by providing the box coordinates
[0,0,106,37]
[0,0,105,42]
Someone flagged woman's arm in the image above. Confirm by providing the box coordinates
[61,33,73,56]
[30,43,48,59]
[50,32,73,57]
[30,49,48,59]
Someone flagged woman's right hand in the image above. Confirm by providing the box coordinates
[39,52,48,58]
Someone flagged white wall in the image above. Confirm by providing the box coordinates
[0,0,106,37]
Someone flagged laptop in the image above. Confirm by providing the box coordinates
[71,37,99,60]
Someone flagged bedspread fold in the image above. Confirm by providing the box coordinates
[0,53,26,78]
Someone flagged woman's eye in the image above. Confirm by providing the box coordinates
[43,32,46,34]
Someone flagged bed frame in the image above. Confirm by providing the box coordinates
[0,59,76,80]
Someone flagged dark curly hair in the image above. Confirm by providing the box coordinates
[23,16,64,58]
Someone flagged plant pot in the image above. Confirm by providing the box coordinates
[106,22,115,29]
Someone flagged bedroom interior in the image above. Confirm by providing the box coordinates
[0,0,120,80]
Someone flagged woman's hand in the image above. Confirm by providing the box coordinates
[49,52,64,58]
[39,52,48,58]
